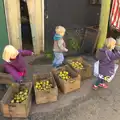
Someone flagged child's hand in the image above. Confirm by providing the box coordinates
[64,48,68,52]
[32,52,34,55]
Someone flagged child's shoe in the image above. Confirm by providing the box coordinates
[98,83,108,88]
[92,85,98,90]
[52,63,56,68]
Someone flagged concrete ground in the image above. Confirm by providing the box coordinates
[1,56,120,120]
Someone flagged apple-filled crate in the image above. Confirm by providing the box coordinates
[66,57,92,80]
[52,65,81,94]
[0,82,32,118]
[33,72,58,104]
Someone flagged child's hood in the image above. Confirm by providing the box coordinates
[53,34,62,41]
[98,47,109,60]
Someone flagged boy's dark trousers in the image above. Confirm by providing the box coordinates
[95,78,105,86]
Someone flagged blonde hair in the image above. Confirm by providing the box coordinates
[2,45,19,62]
[105,37,116,49]
[55,26,66,35]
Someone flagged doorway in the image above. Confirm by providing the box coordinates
[4,0,44,54]
[20,0,33,50]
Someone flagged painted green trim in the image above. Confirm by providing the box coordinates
[97,0,111,49]
[0,0,9,63]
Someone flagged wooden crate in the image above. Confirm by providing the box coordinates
[66,57,92,80]
[52,65,81,94]
[33,72,58,104]
[0,82,32,118]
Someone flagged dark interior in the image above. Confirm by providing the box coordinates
[20,0,33,50]
[45,0,101,52]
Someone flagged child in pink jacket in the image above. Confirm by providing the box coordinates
[2,45,33,83]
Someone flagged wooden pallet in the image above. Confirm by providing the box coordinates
[66,57,92,80]
[52,65,81,94]
[0,82,32,118]
[33,72,58,104]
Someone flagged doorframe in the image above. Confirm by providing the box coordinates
[26,0,45,54]
[4,0,22,49]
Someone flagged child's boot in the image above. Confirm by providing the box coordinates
[98,83,108,88]
[92,85,98,90]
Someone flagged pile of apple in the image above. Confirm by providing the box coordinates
[35,80,52,92]
[11,86,29,104]
[58,71,71,81]
[70,61,83,69]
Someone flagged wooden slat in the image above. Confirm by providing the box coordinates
[35,0,44,52]
[27,0,44,54]
[26,0,36,52]
[4,0,22,49]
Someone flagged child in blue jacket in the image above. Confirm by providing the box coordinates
[52,26,68,68]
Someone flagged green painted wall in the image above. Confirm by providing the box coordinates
[0,0,9,63]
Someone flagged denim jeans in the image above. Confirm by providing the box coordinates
[52,52,64,67]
